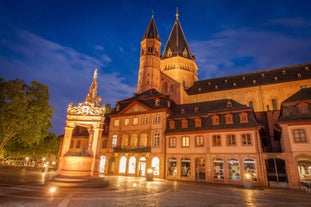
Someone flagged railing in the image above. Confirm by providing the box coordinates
[113,146,151,153]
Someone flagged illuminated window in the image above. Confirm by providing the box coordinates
[181,158,190,177]
[153,132,160,147]
[212,135,221,146]
[131,134,138,147]
[124,118,129,126]
[140,133,147,147]
[113,119,119,126]
[243,158,257,181]
[195,136,204,147]
[242,134,252,145]
[227,134,236,146]
[133,117,138,125]
[168,157,177,176]
[293,129,306,143]
[181,136,190,147]
[169,137,176,148]
[228,158,240,181]
[154,114,161,124]
[213,158,224,180]
[112,134,117,147]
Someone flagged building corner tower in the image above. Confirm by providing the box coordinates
[136,13,162,94]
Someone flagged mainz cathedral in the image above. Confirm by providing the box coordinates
[57,11,311,189]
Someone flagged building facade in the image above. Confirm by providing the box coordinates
[58,11,311,189]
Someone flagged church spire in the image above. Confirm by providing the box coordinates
[85,68,98,104]
[142,11,160,40]
[162,9,194,60]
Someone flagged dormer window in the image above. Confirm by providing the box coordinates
[181,119,188,128]
[227,101,232,108]
[212,115,220,125]
[297,73,302,78]
[183,48,188,57]
[116,104,120,112]
[225,114,233,124]
[169,120,175,129]
[167,48,172,57]
[155,98,160,106]
[194,107,199,113]
[239,112,249,123]
[297,102,309,114]
[181,108,185,114]
[195,117,202,128]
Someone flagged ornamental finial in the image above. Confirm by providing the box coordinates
[176,7,179,20]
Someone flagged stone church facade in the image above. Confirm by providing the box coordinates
[58,12,311,189]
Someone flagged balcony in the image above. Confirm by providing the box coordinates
[113,146,151,153]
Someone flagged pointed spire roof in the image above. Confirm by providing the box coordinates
[142,11,160,41]
[85,68,98,104]
[162,9,194,60]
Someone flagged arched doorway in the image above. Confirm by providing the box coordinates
[265,158,288,188]
[152,157,160,176]
[138,157,146,176]
[128,156,136,174]
[195,157,206,180]
[119,156,127,173]
[108,156,115,174]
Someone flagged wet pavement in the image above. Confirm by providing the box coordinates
[0,166,311,207]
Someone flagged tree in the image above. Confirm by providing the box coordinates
[0,78,54,154]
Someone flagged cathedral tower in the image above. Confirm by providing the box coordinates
[160,9,198,89]
[136,13,162,94]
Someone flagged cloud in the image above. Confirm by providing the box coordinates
[0,28,135,135]
[190,26,311,79]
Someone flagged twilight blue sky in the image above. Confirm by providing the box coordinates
[0,0,311,135]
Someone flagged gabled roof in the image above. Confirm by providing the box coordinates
[142,13,160,41]
[187,63,311,95]
[161,11,194,60]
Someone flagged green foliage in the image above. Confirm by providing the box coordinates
[0,78,54,154]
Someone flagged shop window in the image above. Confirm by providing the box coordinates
[243,158,257,181]
[181,136,190,147]
[195,136,204,147]
[298,159,311,180]
[140,133,147,147]
[168,157,177,176]
[152,157,160,175]
[181,158,191,177]
[212,135,221,146]
[153,132,160,147]
[227,134,236,146]
[181,119,188,128]
[112,134,117,147]
[228,158,240,181]
[212,115,220,125]
[242,134,252,145]
[213,158,224,180]
[169,137,176,148]
[194,117,202,127]
[119,156,127,173]
[293,129,307,143]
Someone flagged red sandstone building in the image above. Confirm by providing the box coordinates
[57,11,311,189]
